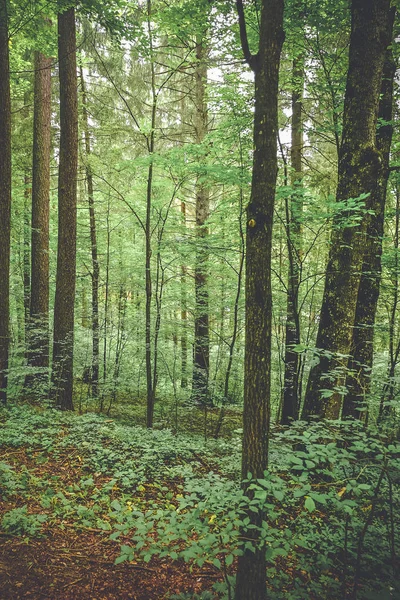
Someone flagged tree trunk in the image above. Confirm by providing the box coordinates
[80,64,100,401]
[0,0,11,404]
[192,36,210,405]
[26,51,52,391]
[342,10,396,419]
[145,0,156,427]
[302,0,391,420]
[180,201,188,389]
[281,17,304,424]
[379,183,400,423]
[23,172,31,351]
[235,1,284,599]
[51,6,78,410]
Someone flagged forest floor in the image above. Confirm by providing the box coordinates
[0,446,222,600]
[1,402,399,600]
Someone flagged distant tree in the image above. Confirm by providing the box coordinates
[303,0,392,420]
[234,0,284,598]
[51,5,78,410]
[0,0,12,404]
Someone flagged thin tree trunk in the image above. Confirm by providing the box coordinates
[145,0,157,427]
[303,0,391,420]
[379,184,400,422]
[214,175,245,439]
[0,0,12,404]
[26,51,52,391]
[343,11,396,419]
[51,6,78,410]
[101,192,111,412]
[80,64,100,400]
[23,172,31,349]
[192,36,210,404]
[180,201,188,389]
[281,19,304,424]
[235,1,284,598]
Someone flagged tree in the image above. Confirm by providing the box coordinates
[192,32,210,405]
[343,8,396,419]
[281,1,305,423]
[26,50,52,392]
[303,0,392,420]
[0,0,12,404]
[234,0,284,598]
[80,63,100,400]
[51,4,78,410]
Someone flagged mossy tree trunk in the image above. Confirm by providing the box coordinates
[51,6,78,410]
[343,9,396,420]
[235,0,284,598]
[302,0,392,420]
[0,0,11,404]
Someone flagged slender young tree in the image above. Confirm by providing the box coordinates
[180,200,188,389]
[303,0,392,420]
[192,34,210,404]
[51,5,78,410]
[26,51,52,391]
[281,7,305,424]
[80,64,100,400]
[0,0,11,404]
[234,0,284,598]
[343,9,396,419]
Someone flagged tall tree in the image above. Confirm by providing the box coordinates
[342,8,396,419]
[302,0,392,420]
[192,34,210,404]
[0,0,11,404]
[51,5,78,410]
[281,4,305,424]
[80,64,100,400]
[234,0,284,598]
[26,50,52,391]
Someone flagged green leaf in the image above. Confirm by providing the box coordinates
[304,496,316,512]
[213,557,221,569]
[225,553,234,566]
[110,499,122,512]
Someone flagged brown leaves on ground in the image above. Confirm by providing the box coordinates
[0,447,221,600]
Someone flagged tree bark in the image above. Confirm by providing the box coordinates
[26,51,52,390]
[235,1,284,599]
[192,36,210,404]
[302,0,391,420]
[51,6,78,410]
[0,0,11,404]
[343,9,396,419]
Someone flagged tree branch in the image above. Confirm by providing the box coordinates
[236,0,257,71]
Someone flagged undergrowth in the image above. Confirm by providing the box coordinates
[0,403,399,599]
